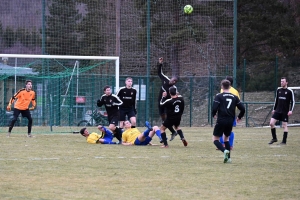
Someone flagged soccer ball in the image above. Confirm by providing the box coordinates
[184,5,193,14]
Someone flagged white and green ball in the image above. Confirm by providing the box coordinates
[184,5,193,14]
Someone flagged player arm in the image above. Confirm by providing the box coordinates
[272,90,279,111]
[97,96,104,107]
[112,94,123,106]
[211,97,220,117]
[29,93,37,110]
[236,101,245,119]
[290,90,295,112]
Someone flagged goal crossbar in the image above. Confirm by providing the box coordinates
[0,54,120,90]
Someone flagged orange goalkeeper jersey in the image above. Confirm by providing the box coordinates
[9,89,36,110]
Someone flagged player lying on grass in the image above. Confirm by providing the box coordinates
[121,121,162,146]
[80,125,117,144]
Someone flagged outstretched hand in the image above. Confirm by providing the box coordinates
[159,57,163,64]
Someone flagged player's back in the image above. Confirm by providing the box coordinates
[214,92,240,122]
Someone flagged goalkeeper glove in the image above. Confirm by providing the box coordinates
[6,104,11,111]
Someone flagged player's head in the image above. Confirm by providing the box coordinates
[103,85,112,95]
[25,80,32,91]
[124,120,132,129]
[125,77,133,88]
[169,76,178,85]
[225,76,233,86]
[169,86,177,96]
[281,77,288,88]
[221,79,231,90]
[80,127,87,136]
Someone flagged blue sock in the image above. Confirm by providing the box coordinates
[103,140,117,144]
[155,130,162,140]
[143,129,151,137]
[229,132,234,147]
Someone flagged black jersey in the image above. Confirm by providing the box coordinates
[160,95,185,119]
[116,86,137,109]
[97,94,123,117]
[273,87,295,114]
[157,62,177,101]
[212,92,245,123]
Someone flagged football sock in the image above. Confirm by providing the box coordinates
[161,132,168,146]
[143,129,151,137]
[214,140,225,152]
[168,126,177,135]
[282,132,288,143]
[224,141,231,158]
[229,132,234,147]
[155,130,162,140]
[177,129,184,139]
[219,135,224,144]
[271,128,277,139]
[114,127,122,141]
[103,140,117,144]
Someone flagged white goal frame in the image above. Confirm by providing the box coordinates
[0,54,120,91]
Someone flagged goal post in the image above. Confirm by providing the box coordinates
[0,54,119,133]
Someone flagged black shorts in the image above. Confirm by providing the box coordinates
[163,118,181,129]
[119,107,135,121]
[13,108,32,120]
[158,105,166,115]
[272,112,289,122]
[213,122,232,138]
[108,115,119,126]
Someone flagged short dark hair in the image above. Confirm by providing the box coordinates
[221,79,231,90]
[80,127,86,135]
[169,87,177,96]
[225,76,233,86]
[103,85,110,91]
[281,77,287,81]
[25,80,32,85]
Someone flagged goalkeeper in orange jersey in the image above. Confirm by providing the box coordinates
[121,121,162,146]
[6,80,36,138]
[80,125,117,144]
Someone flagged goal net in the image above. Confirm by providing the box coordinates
[0,54,119,133]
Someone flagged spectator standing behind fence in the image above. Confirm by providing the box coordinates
[159,87,188,148]
[116,77,137,129]
[97,85,123,143]
[157,57,179,141]
[212,80,245,163]
[268,77,295,145]
[6,80,36,138]
[80,125,117,144]
[219,76,240,150]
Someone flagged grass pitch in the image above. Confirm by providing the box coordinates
[0,126,300,200]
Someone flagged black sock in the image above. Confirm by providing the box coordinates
[224,141,231,158]
[214,140,225,152]
[177,129,184,139]
[271,128,277,140]
[168,126,176,135]
[131,126,136,128]
[282,132,288,143]
[114,127,122,141]
[161,132,168,146]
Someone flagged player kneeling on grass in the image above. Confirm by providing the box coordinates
[80,125,117,144]
[121,121,162,146]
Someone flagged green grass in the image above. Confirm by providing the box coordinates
[1,127,300,200]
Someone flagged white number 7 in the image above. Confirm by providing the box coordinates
[226,98,232,109]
